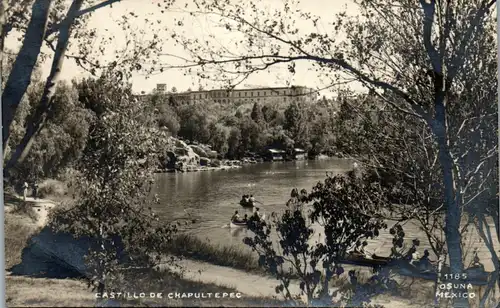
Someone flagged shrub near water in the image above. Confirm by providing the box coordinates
[243,173,389,307]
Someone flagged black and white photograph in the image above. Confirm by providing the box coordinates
[1,0,499,307]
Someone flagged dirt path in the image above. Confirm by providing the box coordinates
[168,259,302,298]
[4,195,58,228]
[29,198,57,228]
[166,259,419,307]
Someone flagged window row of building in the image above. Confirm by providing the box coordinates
[190,89,300,100]
[202,97,304,104]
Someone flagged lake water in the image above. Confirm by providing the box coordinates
[153,159,499,271]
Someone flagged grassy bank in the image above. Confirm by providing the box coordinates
[5,214,37,270]
[168,233,315,280]
[5,195,40,269]
[168,233,262,273]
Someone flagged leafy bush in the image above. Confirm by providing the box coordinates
[37,179,67,199]
[243,172,391,306]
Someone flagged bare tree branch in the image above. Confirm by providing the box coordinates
[44,0,121,39]
[420,0,441,73]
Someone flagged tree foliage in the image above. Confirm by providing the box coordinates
[138,93,340,160]
[50,75,178,293]
[17,81,93,180]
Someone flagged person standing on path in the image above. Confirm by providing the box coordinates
[22,181,29,201]
[32,180,39,200]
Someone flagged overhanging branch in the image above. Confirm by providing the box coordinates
[448,0,496,79]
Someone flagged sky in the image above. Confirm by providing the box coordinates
[6,0,363,96]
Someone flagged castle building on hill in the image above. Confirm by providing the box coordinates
[147,85,318,105]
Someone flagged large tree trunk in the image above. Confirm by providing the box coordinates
[4,0,83,177]
[432,76,468,307]
[1,0,52,154]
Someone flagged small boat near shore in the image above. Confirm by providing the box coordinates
[394,262,490,285]
[340,252,391,267]
[229,214,266,228]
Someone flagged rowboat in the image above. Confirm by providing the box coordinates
[239,200,255,208]
[229,221,247,228]
[229,214,266,228]
[340,252,392,267]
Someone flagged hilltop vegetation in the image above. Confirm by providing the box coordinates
[143,89,372,160]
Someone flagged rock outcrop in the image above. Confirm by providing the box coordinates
[164,137,224,171]
[188,145,208,158]
[160,137,242,172]
[168,138,200,169]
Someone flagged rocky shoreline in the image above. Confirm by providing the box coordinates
[157,164,243,173]
[156,157,265,173]
[157,137,341,174]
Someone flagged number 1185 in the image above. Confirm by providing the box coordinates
[443,273,467,280]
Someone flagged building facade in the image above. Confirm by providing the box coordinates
[170,86,318,105]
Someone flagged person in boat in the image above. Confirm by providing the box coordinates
[290,188,299,198]
[253,207,262,220]
[353,240,362,254]
[249,195,256,204]
[405,243,418,261]
[390,246,403,259]
[243,214,248,222]
[244,195,250,204]
[409,251,420,266]
[231,210,241,223]
[240,195,250,206]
